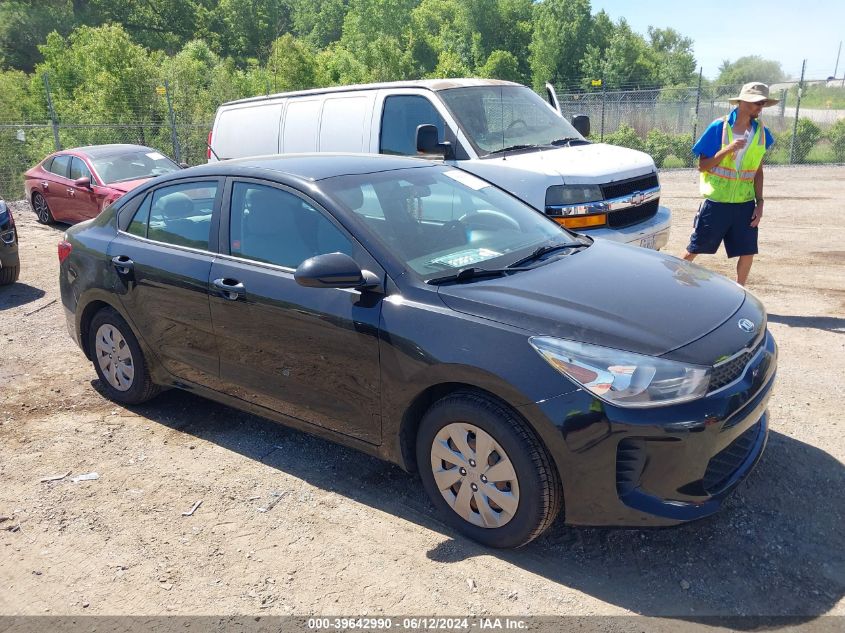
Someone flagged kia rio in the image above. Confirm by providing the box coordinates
[58,154,777,548]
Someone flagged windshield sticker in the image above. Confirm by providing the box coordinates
[146,152,165,160]
[429,248,501,268]
[443,170,491,190]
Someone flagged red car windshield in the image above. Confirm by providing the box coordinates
[91,150,179,184]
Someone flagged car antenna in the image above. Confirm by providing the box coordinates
[206,142,221,161]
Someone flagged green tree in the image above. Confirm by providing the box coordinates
[210,0,292,63]
[0,0,76,72]
[581,19,658,88]
[266,34,317,92]
[648,26,696,86]
[477,50,521,82]
[828,118,845,163]
[529,0,592,91]
[717,55,787,86]
[315,44,369,86]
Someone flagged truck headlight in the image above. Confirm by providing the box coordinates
[529,336,711,408]
[545,185,603,207]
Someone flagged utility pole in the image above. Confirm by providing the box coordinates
[691,67,703,143]
[43,72,61,151]
[835,40,842,78]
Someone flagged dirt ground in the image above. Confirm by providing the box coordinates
[1,166,843,622]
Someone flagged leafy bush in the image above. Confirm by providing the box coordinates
[599,124,645,152]
[827,118,845,163]
[661,154,686,168]
[777,118,822,164]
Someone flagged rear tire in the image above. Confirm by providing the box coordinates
[88,307,160,404]
[0,265,19,285]
[32,192,53,224]
[416,391,562,548]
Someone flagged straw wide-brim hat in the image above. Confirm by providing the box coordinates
[729,82,779,107]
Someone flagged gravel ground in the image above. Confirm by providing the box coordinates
[0,166,843,621]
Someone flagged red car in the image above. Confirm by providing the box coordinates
[24,144,182,224]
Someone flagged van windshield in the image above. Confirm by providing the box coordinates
[439,86,584,157]
[321,165,577,280]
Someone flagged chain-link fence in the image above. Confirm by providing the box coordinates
[3,74,845,200]
[554,77,845,168]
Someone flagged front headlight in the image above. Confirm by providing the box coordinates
[529,336,711,408]
[545,185,603,207]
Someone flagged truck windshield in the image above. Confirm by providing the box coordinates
[439,85,585,157]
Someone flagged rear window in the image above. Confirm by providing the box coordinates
[50,155,71,178]
[126,180,218,250]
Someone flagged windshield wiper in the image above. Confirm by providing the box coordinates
[486,144,549,156]
[550,137,590,147]
[507,241,589,268]
[427,265,534,286]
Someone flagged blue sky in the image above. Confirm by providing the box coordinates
[590,0,845,80]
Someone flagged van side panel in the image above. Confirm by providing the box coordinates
[215,103,283,159]
[319,96,372,152]
[282,99,323,152]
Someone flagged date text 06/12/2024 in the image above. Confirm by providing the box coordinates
[306,617,528,630]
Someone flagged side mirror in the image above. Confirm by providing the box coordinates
[179,162,189,169]
[571,115,590,138]
[416,124,454,160]
[74,177,92,189]
[294,252,381,291]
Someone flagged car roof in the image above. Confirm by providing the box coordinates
[223,78,522,107]
[59,144,160,159]
[170,153,438,183]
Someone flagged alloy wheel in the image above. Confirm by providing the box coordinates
[95,324,135,391]
[429,422,520,528]
[33,194,50,223]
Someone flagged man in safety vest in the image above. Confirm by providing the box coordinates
[683,82,777,286]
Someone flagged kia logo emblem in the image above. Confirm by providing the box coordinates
[738,318,755,333]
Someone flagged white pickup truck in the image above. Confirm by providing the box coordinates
[210,78,670,249]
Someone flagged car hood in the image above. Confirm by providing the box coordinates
[105,178,151,193]
[468,143,656,184]
[436,240,746,357]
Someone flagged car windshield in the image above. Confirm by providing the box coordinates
[91,150,180,184]
[321,166,577,280]
[438,86,584,157]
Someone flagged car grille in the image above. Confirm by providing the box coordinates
[607,198,659,228]
[616,438,647,497]
[709,338,764,392]
[601,173,659,200]
[702,421,761,493]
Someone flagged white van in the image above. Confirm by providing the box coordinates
[209,79,670,249]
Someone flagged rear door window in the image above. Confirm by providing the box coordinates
[380,95,444,156]
[126,181,218,250]
[50,155,71,178]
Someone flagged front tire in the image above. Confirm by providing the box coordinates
[32,192,53,224]
[416,391,562,548]
[88,307,160,404]
[0,265,19,285]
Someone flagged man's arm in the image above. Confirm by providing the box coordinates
[698,136,748,172]
[750,162,764,227]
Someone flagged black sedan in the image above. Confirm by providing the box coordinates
[58,154,777,547]
[0,199,19,285]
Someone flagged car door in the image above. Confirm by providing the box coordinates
[67,156,102,222]
[42,154,72,221]
[108,178,223,388]
[208,178,383,444]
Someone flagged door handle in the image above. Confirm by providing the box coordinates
[111,255,134,276]
[41,181,49,189]
[67,188,75,196]
[213,278,245,301]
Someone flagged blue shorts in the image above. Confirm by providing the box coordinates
[687,199,758,258]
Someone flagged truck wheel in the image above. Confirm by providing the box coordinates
[0,265,19,285]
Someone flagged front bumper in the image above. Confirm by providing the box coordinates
[518,330,777,527]
[580,205,671,250]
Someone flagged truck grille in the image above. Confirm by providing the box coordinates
[601,173,659,200]
[702,421,761,493]
[607,199,659,228]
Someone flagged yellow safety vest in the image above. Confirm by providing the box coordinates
[700,115,767,203]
